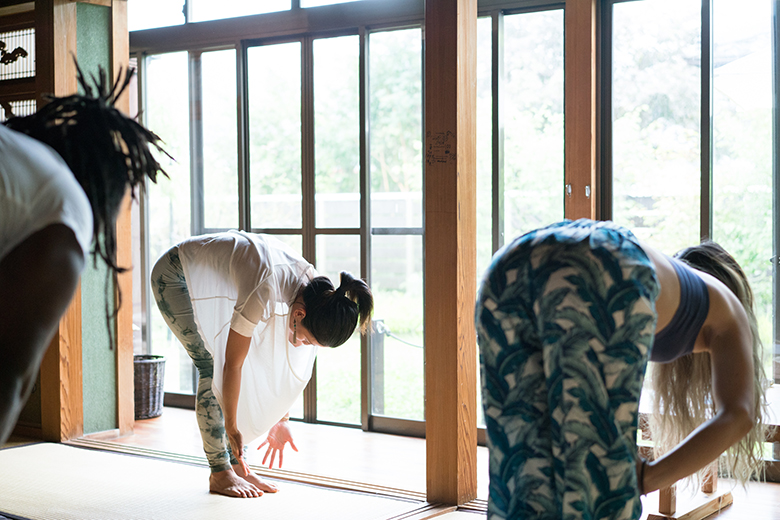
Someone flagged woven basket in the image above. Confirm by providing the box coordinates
[133,355,166,420]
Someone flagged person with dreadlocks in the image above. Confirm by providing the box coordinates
[0,64,168,446]
[151,233,373,497]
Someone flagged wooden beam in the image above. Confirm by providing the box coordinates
[648,491,733,520]
[423,0,478,506]
[129,0,424,55]
[0,78,36,101]
[701,462,717,494]
[0,2,34,19]
[659,484,676,516]
[111,0,134,437]
[0,8,34,30]
[36,0,82,443]
[35,0,78,102]
[564,0,598,220]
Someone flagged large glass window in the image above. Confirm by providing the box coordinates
[315,235,362,424]
[133,0,779,446]
[369,29,423,230]
[476,10,565,278]
[201,50,238,230]
[144,51,192,395]
[138,25,429,430]
[314,36,360,229]
[247,42,302,230]
[369,28,424,422]
[302,0,365,7]
[612,0,702,252]
[312,34,362,424]
[476,16,493,282]
[502,10,565,243]
[608,0,777,385]
[190,0,290,22]
[475,10,565,427]
[711,0,773,377]
[370,235,424,420]
[128,0,185,31]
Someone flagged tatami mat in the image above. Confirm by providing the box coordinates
[0,443,425,520]
[432,512,485,519]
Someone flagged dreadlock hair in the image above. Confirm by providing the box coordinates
[3,62,170,349]
[300,271,374,348]
[3,62,169,273]
[649,241,769,487]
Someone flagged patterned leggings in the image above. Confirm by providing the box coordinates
[476,220,659,520]
[151,247,240,473]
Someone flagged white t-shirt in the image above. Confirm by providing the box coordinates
[0,124,93,262]
[177,231,319,441]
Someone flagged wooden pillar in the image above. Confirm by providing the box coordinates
[34,0,134,441]
[564,0,598,220]
[111,0,134,437]
[36,0,83,443]
[424,0,478,505]
[659,484,676,516]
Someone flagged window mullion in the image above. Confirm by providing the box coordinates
[598,1,613,221]
[302,36,317,422]
[773,0,780,384]
[359,26,373,432]
[188,51,204,236]
[700,0,713,241]
[492,10,505,254]
[237,42,250,231]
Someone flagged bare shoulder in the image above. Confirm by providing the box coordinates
[694,270,751,354]
[637,241,679,332]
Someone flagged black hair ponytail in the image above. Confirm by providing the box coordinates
[300,271,374,347]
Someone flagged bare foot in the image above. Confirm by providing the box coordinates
[209,468,263,498]
[232,462,279,493]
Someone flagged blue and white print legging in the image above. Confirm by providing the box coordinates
[151,246,240,473]
[476,220,660,520]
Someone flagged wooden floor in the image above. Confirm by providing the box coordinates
[88,406,780,519]
[7,404,780,519]
[91,406,490,501]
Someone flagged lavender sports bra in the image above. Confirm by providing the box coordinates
[650,258,709,363]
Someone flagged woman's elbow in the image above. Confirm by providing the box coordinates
[727,406,755,439]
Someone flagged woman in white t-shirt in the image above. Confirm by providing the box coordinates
[151,231,373,498]
[0,66,167,447]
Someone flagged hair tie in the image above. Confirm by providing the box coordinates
[334,285,347,298]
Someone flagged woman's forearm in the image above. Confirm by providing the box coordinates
[644,408,753,493]
[221,364,243,432]
[222,329,252,433]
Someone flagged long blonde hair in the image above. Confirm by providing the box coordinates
[649,241,769,486]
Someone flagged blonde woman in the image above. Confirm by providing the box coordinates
[476,219,766,520]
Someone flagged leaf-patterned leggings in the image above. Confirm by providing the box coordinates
[476,220,659,520]
[151,246,240,473]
